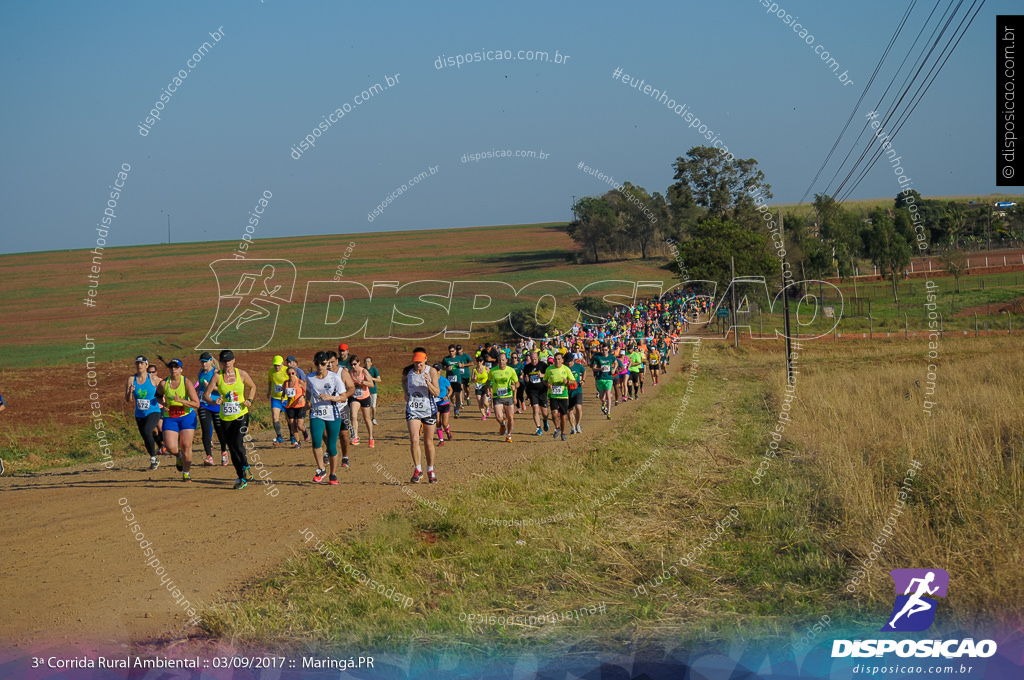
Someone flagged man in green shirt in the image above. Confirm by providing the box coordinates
[543,351,575,441]
[590,345,616,419]
[455,345,473,415]
[566,353,587,435]
[442,345,465,416]
[488,352,520,442]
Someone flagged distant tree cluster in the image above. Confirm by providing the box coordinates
[568,145,1024,302]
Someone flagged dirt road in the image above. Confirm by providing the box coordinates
[0,370,678,652]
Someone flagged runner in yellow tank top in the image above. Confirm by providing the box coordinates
[202,349,257,489]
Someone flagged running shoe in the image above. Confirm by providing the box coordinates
[176,455,183,472]
[368,438,375,448]
[437,437,445,447]
[290,437,298,447]
[561,433,567,442]
[576,424,583,434]
[553,429,560,439]
[486,407,491,417]
[372,418,378,426]
[244,466,254,482]
[329,474,338,485]
[505,434,512,443]
[445,426,452,440]
[341,457,350,468]
[233,478,248,490]
[182,473,191,483]
[159,446,168,455]
[606,413,612,420]
[313,468,327,483]
[640,387,645,394]
[304,432,310,442]
[535,427,543,436]
[482,414,486,421]
[350,437,360,446]
[292,440,302,449]
[543,420,549,432]
[273,436,284,446]
[149,457,159,471]
[410,468,423,484]
[454,409,460,419]
[601,405,608,415]
[428,470,437,483]
[221,453,229,466]
[203,455,214,466]
[498,422,506,436]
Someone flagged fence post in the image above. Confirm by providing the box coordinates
[975,313,979,337]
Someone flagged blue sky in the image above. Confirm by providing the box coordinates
[0,0,1015,254]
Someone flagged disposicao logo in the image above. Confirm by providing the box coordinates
[832,569,998,659]
[882,568,949,632]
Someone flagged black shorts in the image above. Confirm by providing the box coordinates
[348,396,371,408]
[549,398,570,415]
[285,406,306,419]
[437,403,451,414]
[407,412,438,426]
[527,390,547,406]
[449,380,463,393]
[629,372,640,383]
[568,392,582,408]
[649,363,661,370]
[336,408,352,431]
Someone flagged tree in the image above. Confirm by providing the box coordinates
[605,182,662,259]
[671,146,771,219]
[862,211,912,302]
[941,249,966,294]
[568,196,617,263]
[673,218,780,301]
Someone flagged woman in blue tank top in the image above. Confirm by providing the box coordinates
[124,355,162,470]
[195,351,229,466]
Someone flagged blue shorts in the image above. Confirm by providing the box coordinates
[271,397,286,410]
[163,410,198,432]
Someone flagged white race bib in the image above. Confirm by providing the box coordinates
[496,387,510,397]
[529,374,542,384]
[222,401,242,417]
[601,365,610,373]
[475,382,487,390]
[273,384,284,394]
[136,398,151,411]
[409,395,428,411]
[551,385,566,396]
[285,387,296,397]
[354,387,365,398]
[311,404,330,419]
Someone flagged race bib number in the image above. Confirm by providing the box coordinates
[551,385,566,396]
[354,387,365,398]
[273,384,283,394]
[601,365,610,373]
[496,387,510,397]
[311,404,330,419]
[222,401,242,417]
[485,362,493,369]
[447,370,457,379]
[530,374,542,384]
[475,382,487,390]
[285,387,296,398]
[409,395,428,411]
[136,398,151,411]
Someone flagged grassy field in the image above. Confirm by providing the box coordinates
[200,335,1023,657]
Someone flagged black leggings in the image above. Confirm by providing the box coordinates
[135,413,161,456]
[197,408,228,457]
[224,414,250,478]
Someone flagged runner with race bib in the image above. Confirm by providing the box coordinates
[125,355,162,471]
[202,350,257,489]
[403,348,440,483]
[543,351,575,442]
[305,351,350,485]
[488,352,519,443]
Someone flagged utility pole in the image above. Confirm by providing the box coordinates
[731,256,738,349]
[781,210,794,384]
[167,213,171,244]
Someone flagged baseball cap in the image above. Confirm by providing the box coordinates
[135,355,148,363]
[455,345,463,350]
[168,358,183,368]
[286,355,297,363]
[199,351,213,362]
[339,343,349,351]
[219,349,235,362]
[273,355,284,365]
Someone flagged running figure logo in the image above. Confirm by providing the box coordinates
[881,568,949,632]
[197,259,296,351]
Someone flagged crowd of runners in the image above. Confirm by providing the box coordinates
[122,288,704,489]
